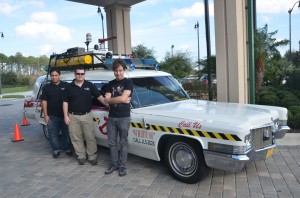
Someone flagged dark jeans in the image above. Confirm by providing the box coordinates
[107,117,130,168]
[47,115,72,152]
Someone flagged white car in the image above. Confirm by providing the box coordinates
[24,51,289,183]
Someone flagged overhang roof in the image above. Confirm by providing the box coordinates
[66,0,145,7]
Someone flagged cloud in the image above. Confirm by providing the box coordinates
[39,44,53,55]
[29,0,45,8]
[257,0,300,14]
[15,11,72,42]
[261,15,271,24]
[30,11,57,23]
[171,2,214,18]
[172,2,204,18]
[170,19,186,27]
[0,2,21,15]
[178,44,190,51]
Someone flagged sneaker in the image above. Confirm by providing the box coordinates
[53,151,60,158]
[119,167,127,177]
[88,159,98,166]
[66,150,73,156]
[105,165,118,175]
[78,158,86,165]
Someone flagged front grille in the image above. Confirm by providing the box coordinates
[251,126,273,150]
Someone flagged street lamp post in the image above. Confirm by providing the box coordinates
[299,40,300,52]
[194,21,200,71]
[171,45,174,57]
[85,33,92,51]
[97,6,105,49]
[0,32,4,98]
[288,1,300,60]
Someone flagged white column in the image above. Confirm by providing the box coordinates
[105,4,132,55]
[214,0,248,103]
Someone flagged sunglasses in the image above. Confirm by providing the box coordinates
[76,73,85,76]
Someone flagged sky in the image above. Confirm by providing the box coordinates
[0,0,300,64]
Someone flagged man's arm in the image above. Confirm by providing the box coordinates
[41,100,50,124]
[97,95,109,106]
[104,90,131,104]
[63,102,70,125]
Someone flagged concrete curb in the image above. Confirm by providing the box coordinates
[276,133,300,146]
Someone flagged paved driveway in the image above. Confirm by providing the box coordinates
[1,98,300,198]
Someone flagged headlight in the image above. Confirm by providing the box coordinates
[208,141,252,155]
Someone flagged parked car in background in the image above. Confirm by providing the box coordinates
[200,74,217,84]
[179,75,199,84]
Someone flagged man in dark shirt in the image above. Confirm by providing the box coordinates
[63,66,107,165]
[41,67,72,158]
[104,59,133,177]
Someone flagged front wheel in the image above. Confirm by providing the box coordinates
[164,138,209,183]
[42,125,49,140]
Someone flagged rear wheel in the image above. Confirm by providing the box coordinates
[42,125,49,140]
[164,138,209,183]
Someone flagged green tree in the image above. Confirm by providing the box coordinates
[285,51,300,68]
[160,51,193,79]
[132,44,156,59]
[264,56,294,87]
[199,55,216,75]
[1,71,18,87]
[0,53,8,72]
[254,24,289,93]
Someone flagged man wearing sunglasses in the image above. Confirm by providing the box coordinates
[63,66,107,166]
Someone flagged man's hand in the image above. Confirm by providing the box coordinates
[125,97,131,104]
[64,116,71,125]
[44,115,50,124]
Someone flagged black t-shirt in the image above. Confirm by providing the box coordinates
[63,80,102,113]
[107,78,133,118]
[40,81,69,118]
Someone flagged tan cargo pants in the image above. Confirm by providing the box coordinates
[68,112,97,160]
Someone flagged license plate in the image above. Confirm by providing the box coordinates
[266,148,274,158]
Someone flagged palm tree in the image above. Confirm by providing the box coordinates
[254,24,289,92]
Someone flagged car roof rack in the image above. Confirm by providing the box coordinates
[47,48,159,71]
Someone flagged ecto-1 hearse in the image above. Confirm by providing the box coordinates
[24,48,289,183]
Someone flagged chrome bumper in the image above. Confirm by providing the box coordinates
[203,144,276,172]
[274,125,290,139]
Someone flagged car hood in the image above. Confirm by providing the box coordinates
[132,99,279,133]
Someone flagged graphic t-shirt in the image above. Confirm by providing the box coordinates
[107,78,133,118]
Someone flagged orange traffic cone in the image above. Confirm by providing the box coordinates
[21,115,30,126]
[12,123,24,142]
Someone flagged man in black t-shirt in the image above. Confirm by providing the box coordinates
[104,59,133,177]
[40,67,72,158]
[63,66,107,166]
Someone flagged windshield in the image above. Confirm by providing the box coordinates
[130,76,189,108]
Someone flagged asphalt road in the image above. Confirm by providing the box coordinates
[1,98,300,198]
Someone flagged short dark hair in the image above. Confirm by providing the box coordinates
[50,67,61,75]
[112,59,126,70]
[75,66,85,74]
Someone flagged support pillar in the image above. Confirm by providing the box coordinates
[214,0,249,103]
[105,4,132,55]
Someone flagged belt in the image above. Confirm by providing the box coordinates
[68,111,90,115]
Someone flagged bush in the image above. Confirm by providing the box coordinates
[182,81,217,100]
[1,72,17,87]
[17,75,30,86]
[286,69,300,90]
[279,94,300,108]
[256,88,278,106]
[288,111,294,128]
[294,114,300,129]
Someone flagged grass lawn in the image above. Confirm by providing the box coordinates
[2,86,33,94]
[2,95,25,99]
